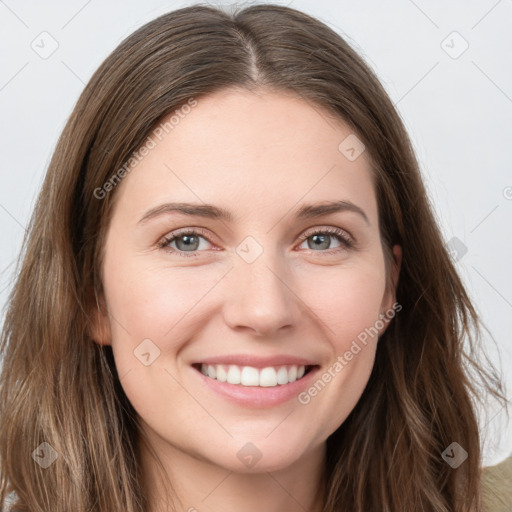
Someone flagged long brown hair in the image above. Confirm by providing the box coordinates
[0,4,506,511]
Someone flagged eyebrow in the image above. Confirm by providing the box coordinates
[137,200,370,225]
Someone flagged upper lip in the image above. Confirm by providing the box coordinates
[192,354,319,368]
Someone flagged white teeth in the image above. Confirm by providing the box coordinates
[259,367,277,387]
[241,366,259,386]
[276,366,288,385]
[216,365,227,382]
[199,364,308,387]
[227,365,241,384]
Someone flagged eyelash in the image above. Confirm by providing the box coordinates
[157,227,354,258]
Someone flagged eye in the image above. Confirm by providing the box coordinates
[296,227,353,255]
[157,228,214,258]
[158,226,354,258]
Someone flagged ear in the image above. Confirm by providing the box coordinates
[88,289,112,346]
[379,244,402,333]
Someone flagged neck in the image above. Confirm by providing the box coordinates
[138,428,327,512]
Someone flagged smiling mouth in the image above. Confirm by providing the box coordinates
[192,363,317,387]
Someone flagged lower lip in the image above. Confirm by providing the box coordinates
[192,366,320,408]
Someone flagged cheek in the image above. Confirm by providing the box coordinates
[292,262,385,425]
[101,260,218,422]
[297,260,387,343]
[103,257,227,359]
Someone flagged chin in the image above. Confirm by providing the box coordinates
[206,435,317,474]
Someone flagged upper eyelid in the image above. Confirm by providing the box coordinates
[300,225,353,241]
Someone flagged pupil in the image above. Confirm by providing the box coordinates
[309,234,329,250]
[177,235,198,251]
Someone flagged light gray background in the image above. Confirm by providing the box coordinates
[1,0,511,466]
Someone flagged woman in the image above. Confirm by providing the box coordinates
[0,4,508,511]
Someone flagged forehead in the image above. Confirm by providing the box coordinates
[110,87,378,226]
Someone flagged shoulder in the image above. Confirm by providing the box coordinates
[482,454,512,512]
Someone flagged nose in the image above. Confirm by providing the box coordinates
[222,247,303,338]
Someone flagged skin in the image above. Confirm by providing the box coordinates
[92,87,401,512]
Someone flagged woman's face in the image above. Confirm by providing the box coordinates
[93,87,400,474]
